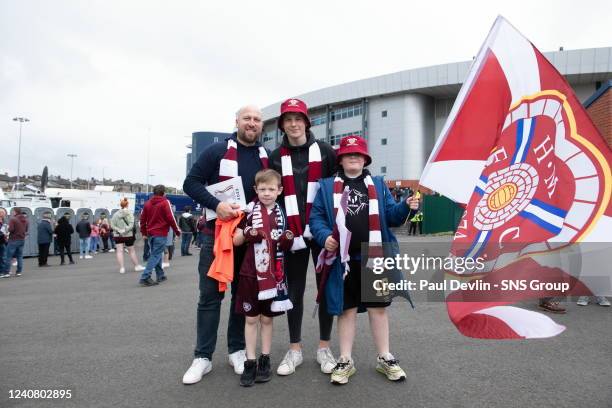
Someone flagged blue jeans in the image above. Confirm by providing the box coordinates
[195,234,245,360]
[140,236,166,281]
[4,240,25,274]
[90,236,99,252]
[181,232,193,255]
[143,238,150,261]
[79,238,90,256]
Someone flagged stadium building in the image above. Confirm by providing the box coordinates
[259,47,612,185]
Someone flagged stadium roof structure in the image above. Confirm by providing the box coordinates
[262,47,612,120]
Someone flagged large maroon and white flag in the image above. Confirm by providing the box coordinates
[420,16,612,339]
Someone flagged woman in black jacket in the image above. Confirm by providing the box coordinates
[54,213,75,265]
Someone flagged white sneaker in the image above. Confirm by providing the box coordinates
[277,349,303,376]
[162,262,170,268]
[182,358,212,384]
[316,347,336,374]
[596,296,611,307]
[134,265,145,272]
[85,255,93,259]
[119,268,125,274]
[79,256,84,259]
[577,296,590,306]
[108,249,115,253]
[228,349,246,375]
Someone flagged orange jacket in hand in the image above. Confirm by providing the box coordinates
[207,212,244,292]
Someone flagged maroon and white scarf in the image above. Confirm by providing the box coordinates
[316,173,382,276]
[219,138,268,181]
[246,200,293,311]
[280,142,322,250]
[334,173,381,243]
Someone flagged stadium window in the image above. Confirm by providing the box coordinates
[311,114,326,127]
[331,130,363,146]
[381,110,387,118]
[330,104,363,122]
[381,138,387,145]
[381,166,387,173]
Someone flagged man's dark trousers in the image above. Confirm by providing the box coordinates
[194,234,245,360]
[181,232,193,255]
[0,242,5,273]
[38,243,50,266]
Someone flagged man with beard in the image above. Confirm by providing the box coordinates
[182,105,269,384]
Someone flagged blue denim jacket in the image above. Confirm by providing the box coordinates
[309,175,410,315]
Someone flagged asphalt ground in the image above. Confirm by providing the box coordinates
[1,233,611,408]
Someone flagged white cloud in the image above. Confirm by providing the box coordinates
[0,0,610,187]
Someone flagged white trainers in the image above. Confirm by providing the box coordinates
[162,262,170,268]
[228,349,247,375]
[182,358,212,384]
[596,296,611,307]
[108,249,115,253]
[134,265,145,272]
[376,353,406,381]
[85,255,93,259]
[119,268,125,274]
[330,356,356,384]
[79,256,84,259]
[316,347,336,374]
[577,296,590,306]
[277,349,303,376]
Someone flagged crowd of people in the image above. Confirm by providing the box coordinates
[0,198,202,278]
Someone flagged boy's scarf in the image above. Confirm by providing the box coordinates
[315,188,351,304]
[280,141,322,251]
[219,138,268,181]
[246,200,293,312]
[316,171,382,279]
[333,171,381,244]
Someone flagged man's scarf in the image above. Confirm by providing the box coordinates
[246,200,293,312]
[219,138,268,181]
[280,142,322,251]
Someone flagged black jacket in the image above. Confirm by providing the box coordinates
[178,213,196,233]
[54,218,74,244]
[269,131,337,226]
[76,220,91,239]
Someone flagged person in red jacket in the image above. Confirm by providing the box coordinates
[139,185,181,286]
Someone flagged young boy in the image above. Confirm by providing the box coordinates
[233,169,294,387]
[310,136,411,385]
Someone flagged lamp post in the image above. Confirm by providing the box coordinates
[67,154,78,189]
[147,174,155,194]
[12,117,30,189]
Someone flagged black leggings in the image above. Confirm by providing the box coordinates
[285,242,334,344]
[58,241,73,263]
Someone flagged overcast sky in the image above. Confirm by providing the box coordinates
[1,0,610,188]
